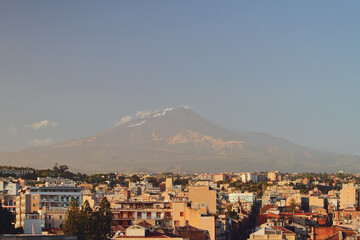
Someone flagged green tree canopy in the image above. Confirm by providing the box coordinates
[63,198,111,240]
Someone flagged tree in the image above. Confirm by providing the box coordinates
[147,177,159,187]
[63,198,111,240]
[0,202,14,234]
[81,200,96,240]
[97,198,112,240]
[288,198,297,213]
[63,198,81,237]
[130,174,140,183]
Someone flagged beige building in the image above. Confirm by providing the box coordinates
[339,183,360,209]
[214,174,228,183]
[166,178,174,191]
[248,226,295,240]
[172,201,216,240]
[267,171,279,182]
[188,186,218,215]
[309,196,327,212]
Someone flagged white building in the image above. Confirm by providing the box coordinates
[241,173,258,183]
[229,192,256,205]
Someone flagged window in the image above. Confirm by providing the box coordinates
[33,196,37,200]
[60,215,62,220]
[49,215,51,220]
[174,220,180,226]
[180,212,184,217]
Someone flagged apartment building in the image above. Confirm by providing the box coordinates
[111,200,173,232]
[166,178,174,191]
[0,180,21,196]
[188,185,218,215]
[339,182,360,209]
[241,173,258,183]
[268,171,279,182]
[0,180,20,213]
[309,196,327,212]
[214,174,229,183]
[333,207,360,225]
[16,186,82,229]
[229,192,256,205]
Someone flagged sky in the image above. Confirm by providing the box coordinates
[1,1,360,155]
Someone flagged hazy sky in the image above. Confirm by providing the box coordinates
[1,1,360,155]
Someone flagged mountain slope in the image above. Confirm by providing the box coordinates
[1,107,359,173]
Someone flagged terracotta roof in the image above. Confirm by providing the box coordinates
[175,225,207,233]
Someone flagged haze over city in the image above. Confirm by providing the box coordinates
[1,0,360,158]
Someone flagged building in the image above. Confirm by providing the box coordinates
[188,185,218,215]
[333,207,360,225]
[309,196,327,212]
[0,180,21,196]
[113,224,185,239]
[16,186,82,229]
[214,174,229,183]
[268,171,279,182]
[248,225,296,240]
[166,178,174,191]
[339,183,360,209]
[229,192,256,205]
[111,200,173,232]
[241,173,258,183]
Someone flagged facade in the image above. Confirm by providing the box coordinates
[333,207,360,225]
[339,183,360,209]
[188,185,218,215]
[248,226,296,240]
[0,180,21,196]
[229,192,256,205]
[214,174,229,183]
[309,196,327,212]
[241,173,258,183]
[268,171,279,182]
[16,186,82,229]
[166,178,174,191]
[111,201,174,231]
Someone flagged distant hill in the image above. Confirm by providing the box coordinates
[1,107,359,173]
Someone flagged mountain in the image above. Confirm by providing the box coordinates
[1,107,360,173]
